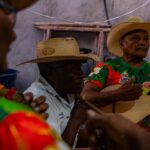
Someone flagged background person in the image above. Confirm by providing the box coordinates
[81,16,150,106]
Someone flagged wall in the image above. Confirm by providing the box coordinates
[8,0,150,91]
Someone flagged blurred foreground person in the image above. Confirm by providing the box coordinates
[0,0,49,119]
[0,0,69,150]
[87,110,150,150]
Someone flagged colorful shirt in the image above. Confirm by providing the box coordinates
[0,97,70,150]
[88,57,150,89]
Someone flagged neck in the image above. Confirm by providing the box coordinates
[123,55,144,67]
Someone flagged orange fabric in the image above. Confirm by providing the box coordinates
[0,84,4,90]
[0,111,60,150]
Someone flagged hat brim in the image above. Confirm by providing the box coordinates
[107,22,150,56]
[6,0,38,11]
[17,54,100,66]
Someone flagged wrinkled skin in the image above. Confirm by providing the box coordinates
[120,30,150,66]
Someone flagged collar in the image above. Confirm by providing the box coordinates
[39,75,58,97]
[39,75,74,105]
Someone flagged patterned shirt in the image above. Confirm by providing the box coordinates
[88,57,150,89]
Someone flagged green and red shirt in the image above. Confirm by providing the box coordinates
[88,57,150,89]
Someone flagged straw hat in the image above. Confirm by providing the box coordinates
[18,37,100,65]
[4,0,38,11]
[107,16,150,56]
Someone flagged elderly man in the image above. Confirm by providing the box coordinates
[81,16,150,106]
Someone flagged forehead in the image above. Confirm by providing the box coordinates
[53,60,85,67]
[121,29,148,39]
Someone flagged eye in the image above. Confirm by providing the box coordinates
[144,36,149,42]
[130,35,140,42]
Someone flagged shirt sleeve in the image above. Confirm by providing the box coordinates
[87,63,109,89]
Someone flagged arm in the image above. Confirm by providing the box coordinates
[87,110,150,150]
[62,101,88,147]
[81,82,118,106]
[81,78,142,106]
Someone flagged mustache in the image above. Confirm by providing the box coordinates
[136,46,148,51]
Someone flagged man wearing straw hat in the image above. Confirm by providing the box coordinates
[20,37,99,146]
[81,16,150,105]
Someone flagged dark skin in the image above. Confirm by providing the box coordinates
[0,1,49,120]
[120,30,150,67]
[87,110,150,150]
[39,60,85,95]
[81,30,149,106]
[38,60,88,147]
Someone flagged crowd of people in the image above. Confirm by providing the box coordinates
[0,0,150,150]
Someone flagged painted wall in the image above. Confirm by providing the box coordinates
[8,0,150,91]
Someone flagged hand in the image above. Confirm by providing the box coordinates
[86,110,150,150]
[23,92,49,120]
[116,77,142,101]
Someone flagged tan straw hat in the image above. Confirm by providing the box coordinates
[18,37,100,65]
[4,0,38,11]
[107,16,150,56]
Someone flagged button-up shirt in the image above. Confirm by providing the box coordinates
[24,76,75,135]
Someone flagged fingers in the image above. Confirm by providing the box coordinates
[41,112,49,120]
[23,92,33,104]
[32,103,49,113]
[118,82,143,101]
[23,93,49,120]
[24,95,49,113]
[123,76,135,86]
[34,96,46,104]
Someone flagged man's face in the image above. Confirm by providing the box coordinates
[39,60,86,94]
[120,30,150,59]
[0,9,16,74]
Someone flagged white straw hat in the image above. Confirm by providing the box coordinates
[107,16,150,56]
